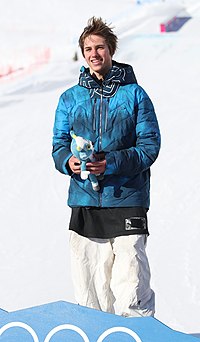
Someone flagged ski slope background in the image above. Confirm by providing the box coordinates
[0,0,200,336]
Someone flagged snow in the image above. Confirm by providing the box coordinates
[0,0,200,336]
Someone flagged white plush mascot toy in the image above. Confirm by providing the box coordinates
[70,130,100,191]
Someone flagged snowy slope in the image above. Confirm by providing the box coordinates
[0,0,200,335]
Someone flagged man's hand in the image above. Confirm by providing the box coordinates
[68,155,81,174]
[86,153,106,174]
[68,153,106,175]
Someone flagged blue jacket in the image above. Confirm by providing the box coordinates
[52,61,161,208]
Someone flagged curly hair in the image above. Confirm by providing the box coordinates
[79,16,118,57]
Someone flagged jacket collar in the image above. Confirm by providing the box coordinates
[79,60,137,99]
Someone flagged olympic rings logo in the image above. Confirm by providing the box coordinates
[0,322,143,341]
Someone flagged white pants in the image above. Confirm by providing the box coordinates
[69,231,155,317]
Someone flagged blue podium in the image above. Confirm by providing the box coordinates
[0,301,199,341]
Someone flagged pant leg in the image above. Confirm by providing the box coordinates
[111,234,155,317]
[69,231,115,313]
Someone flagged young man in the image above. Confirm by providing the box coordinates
[52,17,161,317]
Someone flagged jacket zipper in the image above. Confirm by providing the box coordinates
[99,90,103,151]
[105,98,109,131]
[99,87,104,207]
[93,98,97,131]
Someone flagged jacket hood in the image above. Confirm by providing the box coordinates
[79,60,137,98]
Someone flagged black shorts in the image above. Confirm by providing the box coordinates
[69,206,149,239]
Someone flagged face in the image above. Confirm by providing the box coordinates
[83,35,112,79]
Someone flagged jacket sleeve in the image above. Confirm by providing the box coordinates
[52,94,72,175]
[104,86,161,176]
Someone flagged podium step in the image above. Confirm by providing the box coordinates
[0,301,199,341]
